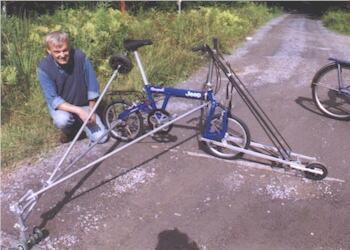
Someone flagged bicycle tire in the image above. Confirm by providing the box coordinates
[304,162,327,180]
[103,100,144,141]
[312,63,350,120]
[204,113,250,159]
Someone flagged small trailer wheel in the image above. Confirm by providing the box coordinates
[304,163,328,180]
[27,235,36,246]
[16,244,26,250]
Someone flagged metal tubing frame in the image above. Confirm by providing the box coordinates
[11,45,216,228]
[134,51,149,85]
[10,116,124,248]
[200,137,322,175]
[10,68,120,248]
[224,136,316,163]
[10,40,325,248]
[337,62,343,90]
[47,69,120,185]
[30,103,207,199]
[206,45,292,160]
[10,102,208,248]
[248,140,316,162]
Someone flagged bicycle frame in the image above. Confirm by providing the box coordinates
[117,86,228,141]
[116,48,230,141]
[337,63,350,97]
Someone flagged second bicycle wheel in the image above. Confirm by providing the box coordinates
[104,100,144,141]
[204,114,250,159]
[312,63,350,120]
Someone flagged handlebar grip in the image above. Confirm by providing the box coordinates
[213,38,219,51]
[191,44,208,52]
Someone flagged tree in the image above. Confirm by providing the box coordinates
[119,0,126,14]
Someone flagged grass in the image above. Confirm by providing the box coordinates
[1,3,281,169]
[322,9,350,35]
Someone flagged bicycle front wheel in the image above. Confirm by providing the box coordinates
[103,100,144,141]
[204,114,250,159]
[312,63,350,120]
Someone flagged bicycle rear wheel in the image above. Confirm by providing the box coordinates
[103,100,144,141]
[204,114,250,159]
[312,63,350,120]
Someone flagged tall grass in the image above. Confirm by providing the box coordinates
[1,14,42,122]
[1,3,280,169]
[323,9,350,35]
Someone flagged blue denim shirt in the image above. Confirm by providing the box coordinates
[37,57,100,110]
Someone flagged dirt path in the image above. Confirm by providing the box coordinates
[2,14,350,250]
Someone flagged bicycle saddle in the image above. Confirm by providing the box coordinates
[124,39,153,51]
[328,57,350,66]
[109,54,133,74]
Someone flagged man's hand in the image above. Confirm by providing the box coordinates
[77,108,96,125]
[88,111,96,124]
[57,102,96,125]
[88,100,97,124]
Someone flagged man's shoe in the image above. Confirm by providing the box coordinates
[59,132,75,144]
[59,131,87,144]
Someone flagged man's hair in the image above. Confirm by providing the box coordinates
[45,31,69,48]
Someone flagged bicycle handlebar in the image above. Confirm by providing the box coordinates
[191,44,208,53]
[192,37,219,53]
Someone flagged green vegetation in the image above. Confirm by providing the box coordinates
[323,9,350,35]
[1,3,280,169]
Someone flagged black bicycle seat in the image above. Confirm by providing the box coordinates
[124,39,153,51]
[328,57,350,66]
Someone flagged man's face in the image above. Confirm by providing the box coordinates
[47,41,70,65]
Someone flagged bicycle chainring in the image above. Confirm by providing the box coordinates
[147,109,173,134]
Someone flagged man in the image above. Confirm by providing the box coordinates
[37,31,108,143]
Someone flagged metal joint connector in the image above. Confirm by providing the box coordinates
[9,202,21,214]
[14,222,27,232]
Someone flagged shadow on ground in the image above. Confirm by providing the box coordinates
[35,123,201,244]
[295,96,327,118]
[155,228,199,250]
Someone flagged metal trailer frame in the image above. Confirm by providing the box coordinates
[9,64,209,248]
[9,41,327,249]
[200,137,322,175]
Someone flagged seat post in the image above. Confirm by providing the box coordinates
[337,63,342,88]
[133,51,149,85]
[205,57,214,90]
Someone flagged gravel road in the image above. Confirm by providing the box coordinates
[1,14,350,250]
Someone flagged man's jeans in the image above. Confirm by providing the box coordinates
[48,106,108,143]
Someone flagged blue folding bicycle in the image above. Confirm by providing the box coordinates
[104,39,250,159]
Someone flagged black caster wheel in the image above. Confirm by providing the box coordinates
[16,244,27,250]
[27,235,36,246]
[304,162,328,180]
[33,226,44,239]
[26,226,44,247]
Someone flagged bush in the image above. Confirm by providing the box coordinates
[323,10,350,35]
